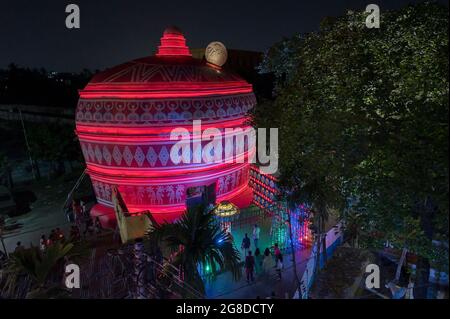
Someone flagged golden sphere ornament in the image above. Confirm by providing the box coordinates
[205,41,228,67]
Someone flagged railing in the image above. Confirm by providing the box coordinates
[297,222,343,299]
[62,169,87,210]
[72,244,203,299]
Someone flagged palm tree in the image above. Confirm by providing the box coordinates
[147,205,242,297]
[1,241,75,298]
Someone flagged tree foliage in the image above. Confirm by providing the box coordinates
[27,122,82,175]
[254,2,448,285]
[1,241,75,298]
[0,64,93,108]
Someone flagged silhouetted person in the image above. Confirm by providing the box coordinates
[262,247,274,276]
[253,224,260,248]
[55,228,65,241]
[245,250,255,283]
[276,252,283,280]
[49,229,57,243]
[39,235,47,251]
[241,233,251,256]
[83,217,94,236]
[72,199,83,228]
[94,217,103,234]
[254,248,262,275]
[14,241,24,253]
[273,243,282,263]
[70,225,80,242]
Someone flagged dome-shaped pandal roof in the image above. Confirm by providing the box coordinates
[76,27,256,127]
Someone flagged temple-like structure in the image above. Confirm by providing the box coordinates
[75,27,256,227]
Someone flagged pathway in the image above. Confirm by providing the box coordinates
[205,246,311,299]
[205,208,312,299]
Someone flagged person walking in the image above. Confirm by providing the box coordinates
[245,250,255,284]
[253,224,261,248]
[83,217,94,236]
[72,199,83,229]
[64,203,74,223]
[273,243,282,263]
[254,248,262,275]
[262,247,273,275]
[70,225,80,242]
[39,235,47,251]
[80,200,87,218]
[405,276,415,299]
[94,217,103,234]
[55,228,65,241]
[14,241,24,253]
[49,229,57,243]
[275,252,283,280]
[241,233,251,257]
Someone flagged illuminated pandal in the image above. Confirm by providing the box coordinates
[75,27,256,228]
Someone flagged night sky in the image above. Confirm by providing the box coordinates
[1,0,447,72]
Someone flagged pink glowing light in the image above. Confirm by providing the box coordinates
[75,27,256,228]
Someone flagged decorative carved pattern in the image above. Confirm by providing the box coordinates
[76,93,256,125]
[79,137,252,168]
[216,166,249,196]
[91,166,248,207]
[89,59,245,84]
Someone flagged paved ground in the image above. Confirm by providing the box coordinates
[1,172,86,253]
[205,209,312,299]
[205,247,311,299]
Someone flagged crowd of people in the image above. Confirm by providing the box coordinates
[241,224,284,284]
[70,199,103,238]
[11,199,104,254]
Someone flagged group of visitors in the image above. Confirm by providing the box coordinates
[12,199,104,255]
[71,199,102,237]
[13,226,65,254]
[241,224,284,284]
[38,227,65,251]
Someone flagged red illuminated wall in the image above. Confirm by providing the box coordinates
[75,27,256,226]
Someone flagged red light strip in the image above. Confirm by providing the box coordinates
[249,176,279,194]
[250,166,279,182]
[87,162,250,184]
[156,31,192,57]
[98,183,250,215]
[79,83,253,99]
[75,118,251,136]
[84,148,255,176]
[252,190,275,204]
